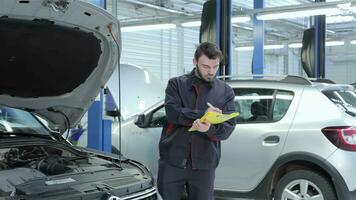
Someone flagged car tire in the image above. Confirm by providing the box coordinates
[274,170,336,200]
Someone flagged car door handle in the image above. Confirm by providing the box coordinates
[263,136,280,144]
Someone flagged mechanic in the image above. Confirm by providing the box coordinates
[157,42,237,200]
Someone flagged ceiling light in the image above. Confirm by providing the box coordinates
[182,16,250,27]
[288,43,302,48]
[264,45,285,50]
[235,45,285,51]
[337,2,351,10]
[326,41,344,46]
[122,24,176,32]
[257,8,340,20]
[255,1,347,21]
[350,40,356,45]
[235,46,254,51]
[182,21,201,27]
[326,15,354,23]
[231,16,250,23]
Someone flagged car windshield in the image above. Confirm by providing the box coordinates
[0,106,49,135]
[323,89,356,116]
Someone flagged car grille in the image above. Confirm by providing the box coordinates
[121,187,157,200]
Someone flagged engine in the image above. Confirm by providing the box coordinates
[0,145,86,175]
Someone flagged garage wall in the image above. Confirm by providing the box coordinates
[120,27,199,85]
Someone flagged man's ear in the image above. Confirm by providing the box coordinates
[193,58,197,65]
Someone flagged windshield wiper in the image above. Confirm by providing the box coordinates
[0,131,50,139]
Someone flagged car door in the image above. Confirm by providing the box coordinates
[118,105,165,180]
[215,88,295,191]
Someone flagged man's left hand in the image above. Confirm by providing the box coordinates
[191,119,211,132]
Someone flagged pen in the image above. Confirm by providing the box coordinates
[207,102,214,108]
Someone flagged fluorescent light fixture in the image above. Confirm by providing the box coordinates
[350,40,356,45]
[288,43,302,48]
[255,1,345,21]
[326,41,344,46]
[182,16,250,27]
[264,45,284,50]
[257,8,340,20]
[235,46,254,51]
[326,15,354,23]
[231,16,251,23]
[182,21,201,27]
[337,2,351,10]
[235,45,284,51]
[122,24,176,32]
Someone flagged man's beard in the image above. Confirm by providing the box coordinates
[196,65,214,82]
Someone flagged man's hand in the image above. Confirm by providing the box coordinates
[191,119,211,132]
[206,102,222,114]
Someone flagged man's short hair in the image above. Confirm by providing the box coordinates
[194,42,223,62]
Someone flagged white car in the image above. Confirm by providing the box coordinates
[0,0,157,199]
[117,76,356,200]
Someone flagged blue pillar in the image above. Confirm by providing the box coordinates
[252,0,264,75]
[89,0,106,9]
[87,91,103,150]
[215,0,221,49]
[226,0,233,77]
[102,119,112,153]
[314,0,326,78]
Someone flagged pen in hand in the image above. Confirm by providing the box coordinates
[206,102,222,114]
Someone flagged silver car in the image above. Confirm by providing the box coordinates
[0,0,157,199]
[115,75,356,200]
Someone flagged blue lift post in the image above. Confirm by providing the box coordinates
[314,0,326,78]
[87,0,112,153]
[87,90,104,150]
[252,0,264,75]
[215,0,221,51]
[226,0,232,77]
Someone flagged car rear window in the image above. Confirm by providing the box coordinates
[233,88,294,123]
[323,89,356,116]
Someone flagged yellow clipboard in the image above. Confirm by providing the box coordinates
[188,111,239,132]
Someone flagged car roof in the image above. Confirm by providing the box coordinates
[224,75,351,92]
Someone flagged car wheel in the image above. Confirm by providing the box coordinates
[274,170,336,200]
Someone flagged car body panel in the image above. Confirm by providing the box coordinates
[0,0,120,131]
[327,148,356,191]
[115,77,356,199]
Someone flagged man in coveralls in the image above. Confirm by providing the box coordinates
[157,42,237,200]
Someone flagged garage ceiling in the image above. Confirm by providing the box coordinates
[100,0,356,60]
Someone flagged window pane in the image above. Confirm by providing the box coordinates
[234,88,274,123]
[272,90,294,121]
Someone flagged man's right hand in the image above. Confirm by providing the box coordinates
[206,106,222,114]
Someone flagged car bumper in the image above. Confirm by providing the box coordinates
[327,149,356,192]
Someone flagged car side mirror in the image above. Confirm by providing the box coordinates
[134,114,147,128]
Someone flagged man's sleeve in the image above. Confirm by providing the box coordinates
[165,78,205,126]
[204,86,237,140]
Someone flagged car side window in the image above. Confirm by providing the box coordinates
[234,88,293,123]
[272,90,294,121]
[148,106,166,127]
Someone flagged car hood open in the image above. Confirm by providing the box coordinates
[0,0,120,132]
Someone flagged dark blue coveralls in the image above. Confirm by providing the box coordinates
[157,69,236,200]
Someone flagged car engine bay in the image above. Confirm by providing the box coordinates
[0,143,153,199]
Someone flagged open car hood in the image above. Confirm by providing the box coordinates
[0,0,120,132]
